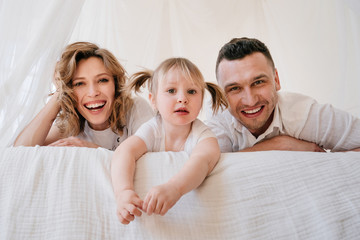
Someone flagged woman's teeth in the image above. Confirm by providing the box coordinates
[243,107,262,114]
[85,102,105,109]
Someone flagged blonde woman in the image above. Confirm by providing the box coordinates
[14,42,154,150]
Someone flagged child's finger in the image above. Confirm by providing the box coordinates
[133,197,144,210]
[146,196,157,215]
[121,208,135,222]
[154,200,164,215]
[142,194,150,213]
[117,210,130,225]
[127,204,142,217]
[160,202,170,216]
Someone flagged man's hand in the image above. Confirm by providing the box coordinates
[115,189,143,225]
[48,136,99,148]
[241,135,326,152]
[142,182,182,216]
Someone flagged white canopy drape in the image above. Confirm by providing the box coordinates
[1,0,359,146]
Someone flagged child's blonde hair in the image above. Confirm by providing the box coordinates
[127,57,227,113]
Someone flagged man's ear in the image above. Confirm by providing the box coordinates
[148,93,157,110]
[274,68,281,91]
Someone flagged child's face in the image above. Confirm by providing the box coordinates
[72,57,115,130]
[150,67,203,127]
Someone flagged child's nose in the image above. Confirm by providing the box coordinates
[177,93,188,104]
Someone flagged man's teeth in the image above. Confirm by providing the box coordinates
[243,107,261,114]
[85,102,105,109]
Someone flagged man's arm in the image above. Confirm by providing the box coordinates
[240,135,326,152]
[299,103,360,152]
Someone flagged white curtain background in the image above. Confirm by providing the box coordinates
[1,0,359,147]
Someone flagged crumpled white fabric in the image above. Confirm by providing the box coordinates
[0,146,359,239]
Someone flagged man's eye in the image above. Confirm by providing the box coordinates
[229,86,240,92]
[188,89,196,94]
[167,89,175,93]
[253,80,264,86]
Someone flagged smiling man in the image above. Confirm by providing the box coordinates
[206,37,360,152]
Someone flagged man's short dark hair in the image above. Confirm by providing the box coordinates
[215,37,275,76]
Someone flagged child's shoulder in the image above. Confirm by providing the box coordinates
[191,119,213,137]
[192,118,208,129]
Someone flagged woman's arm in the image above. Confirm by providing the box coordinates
[142,137,220,216]
[111,136,148,224]
[14,92,63,146]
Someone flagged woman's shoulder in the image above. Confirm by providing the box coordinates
[125,96,155,134]
[132,95,152,109]
[128,96,154,118]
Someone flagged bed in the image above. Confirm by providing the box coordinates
[0,146,359,239]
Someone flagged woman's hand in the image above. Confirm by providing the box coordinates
[142,182,182,216]
[115,189,143,225]
[48,136,99,148]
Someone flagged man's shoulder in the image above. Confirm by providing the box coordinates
[278,91,316,106]
[277,91,317,114]
[277,91,317,136]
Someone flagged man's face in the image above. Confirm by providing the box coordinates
[217,52,280,137]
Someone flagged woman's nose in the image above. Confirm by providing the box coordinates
[87,84,100,97]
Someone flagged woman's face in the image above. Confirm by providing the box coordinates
[72,57,115,130]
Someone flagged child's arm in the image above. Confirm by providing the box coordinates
[111,136,148,224]
[142,137,220,216]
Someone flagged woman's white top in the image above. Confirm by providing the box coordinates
[78,96,154,150]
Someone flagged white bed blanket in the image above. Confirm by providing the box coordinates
[0,146,359,239]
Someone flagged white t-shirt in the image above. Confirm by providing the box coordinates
[135,115,216,155]
[78,96,154,150]
[205,91,360,152]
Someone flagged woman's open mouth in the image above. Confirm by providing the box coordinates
[84,101,106,111]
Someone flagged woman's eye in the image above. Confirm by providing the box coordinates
[167,89,175,93]
[73,82,83,87]
[99,78,109,83]
[188,89,196,94]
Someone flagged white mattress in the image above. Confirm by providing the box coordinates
[0,146,359,239]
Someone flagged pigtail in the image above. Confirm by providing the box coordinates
[126,70,153,94]
[205,82,228,114]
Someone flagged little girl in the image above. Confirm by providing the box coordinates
[111,57,228,224]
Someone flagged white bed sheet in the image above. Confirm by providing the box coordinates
[0,146,359,239]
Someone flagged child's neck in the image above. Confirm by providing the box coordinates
[164,122,193,152]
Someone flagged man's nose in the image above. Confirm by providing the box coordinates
[241,88,257,106]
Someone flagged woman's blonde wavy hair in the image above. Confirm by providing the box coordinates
[54,42,133,136]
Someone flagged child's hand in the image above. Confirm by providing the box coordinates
[142,182,182,216]
[115,189,143,225]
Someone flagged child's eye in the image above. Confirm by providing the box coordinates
[167,89,175,94]
[188,89,196,94]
